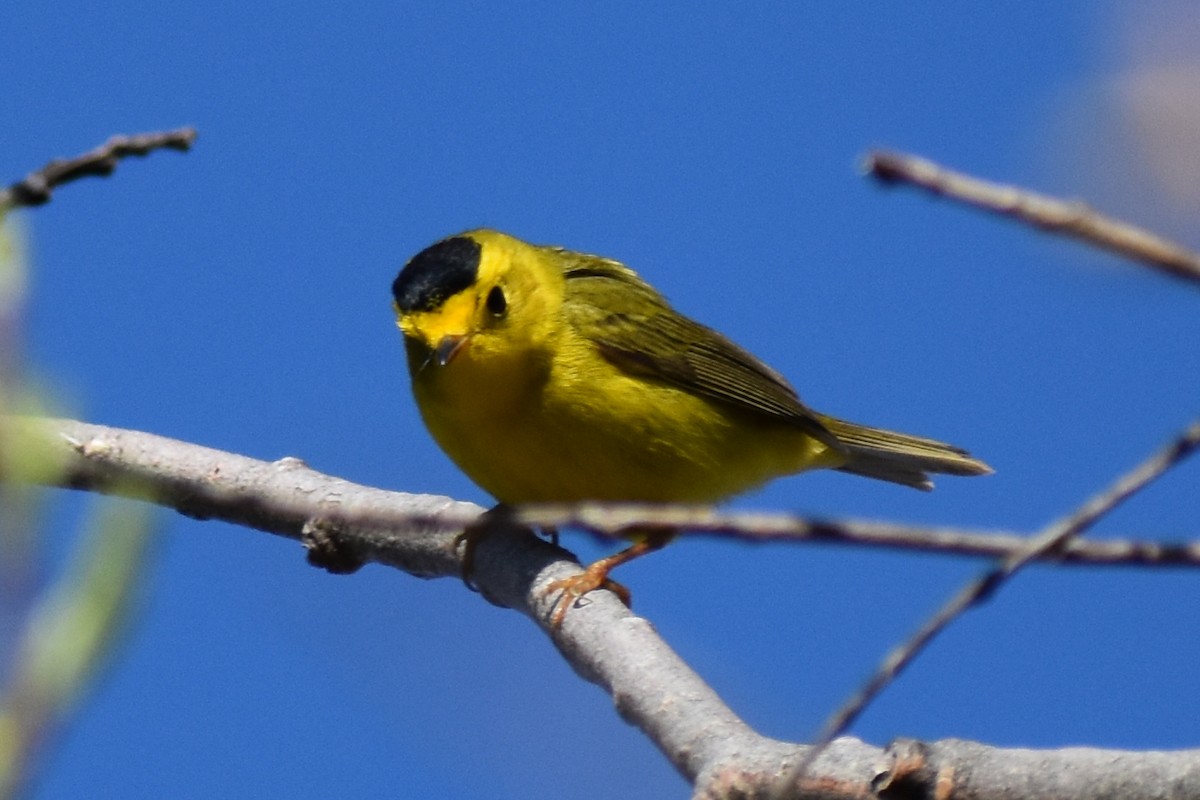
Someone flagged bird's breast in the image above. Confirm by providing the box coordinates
[410,336,834,503]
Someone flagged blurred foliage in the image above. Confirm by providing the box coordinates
[0,214,159,800]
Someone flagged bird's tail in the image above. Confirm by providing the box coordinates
[818,415,992,491]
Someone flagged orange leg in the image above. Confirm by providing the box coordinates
[545,531,673,627]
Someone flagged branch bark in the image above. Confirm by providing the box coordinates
[11,417,1197,571]
[788,418,1200,785]
[5,415,1199,799]
[864,150,1200,289]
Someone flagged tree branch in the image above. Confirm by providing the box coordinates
[787,417,1200,786]
[4,415,1200,798]
[8,416,1196,570]
[0,129,197,213]
[864,150,1200,289]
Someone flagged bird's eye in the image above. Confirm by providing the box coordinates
[486,285,507,317]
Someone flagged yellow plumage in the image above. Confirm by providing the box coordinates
[392,229,989,622]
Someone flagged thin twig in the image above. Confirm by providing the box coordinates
[6,417,1197,571]
[0,129,197,212]
[864,150,1200,288]
[785,418,1200,789]
[517,503,1200,567]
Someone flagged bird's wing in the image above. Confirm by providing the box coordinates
[557,254,842,451]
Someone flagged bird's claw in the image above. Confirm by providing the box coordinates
[545,568,632,628]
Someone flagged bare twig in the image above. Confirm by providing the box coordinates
[0,129,197,212]
[6,417,1196,571]
[864,150,1200,288]
[785,418,1200,789]
[517,503,1200,567]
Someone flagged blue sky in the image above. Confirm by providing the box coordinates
[5,2,1199,797]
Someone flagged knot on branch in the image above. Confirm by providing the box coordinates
[302,518,365,574]
[874,738,956,800]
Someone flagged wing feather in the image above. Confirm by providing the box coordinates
[555,251,842,451]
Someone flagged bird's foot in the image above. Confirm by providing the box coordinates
[545,563,632,628]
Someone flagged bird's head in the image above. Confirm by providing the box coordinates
[392,229,562,374]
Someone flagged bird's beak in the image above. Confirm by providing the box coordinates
[434,334,469,366]
[396,291,477,369]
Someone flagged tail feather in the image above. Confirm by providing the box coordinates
[819,415,992,491]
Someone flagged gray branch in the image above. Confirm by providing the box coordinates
[864,150,1200,289]
[0,129,196,212]
[4,415,1198,798]
[786,418,1200,786]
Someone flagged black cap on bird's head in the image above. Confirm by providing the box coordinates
[392,235,482,313]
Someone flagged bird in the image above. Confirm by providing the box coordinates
[391,229,990,624]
